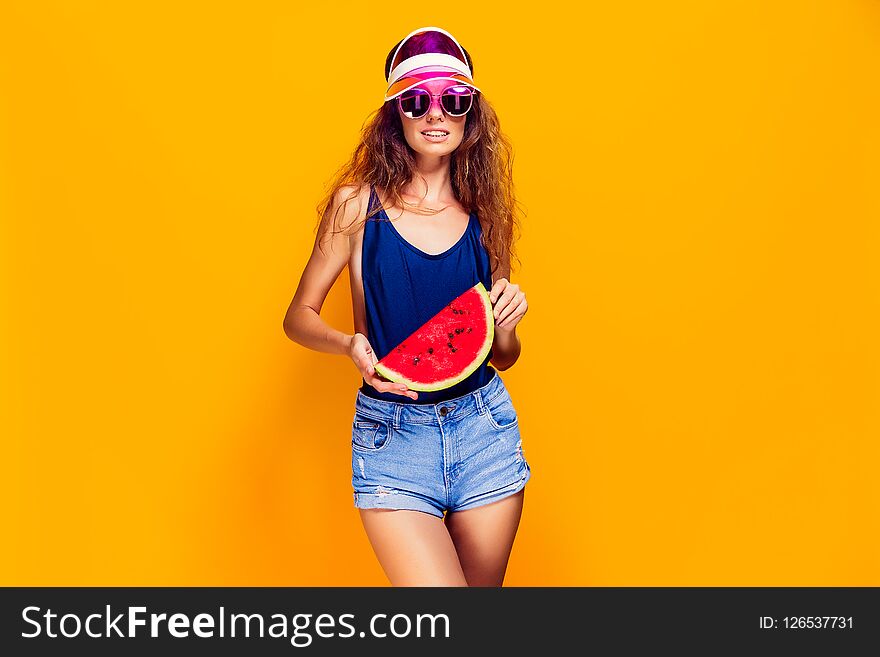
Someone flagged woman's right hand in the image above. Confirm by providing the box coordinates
[349,333,418,400]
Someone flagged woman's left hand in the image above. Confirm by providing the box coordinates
[489,278,528,331]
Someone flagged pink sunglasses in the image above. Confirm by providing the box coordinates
[396,84,477,119]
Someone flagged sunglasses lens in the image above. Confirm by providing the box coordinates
[441,86,474,116]
[399,88,431,119]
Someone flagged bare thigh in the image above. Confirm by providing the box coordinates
[358,509,468,586]
[444,488,525,587]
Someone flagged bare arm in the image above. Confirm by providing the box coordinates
[282,185,362,354]
[282,184,418,400]
[492,325,522,371]
[489,257,525,371]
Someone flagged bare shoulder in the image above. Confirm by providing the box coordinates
[325,183,373,237]
[315,182,372,260]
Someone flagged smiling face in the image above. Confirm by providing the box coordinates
[396,78,469,159]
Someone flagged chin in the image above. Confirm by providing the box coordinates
[420,144,457,155]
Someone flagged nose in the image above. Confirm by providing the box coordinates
[426,96,444,121]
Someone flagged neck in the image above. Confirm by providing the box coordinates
[406,155,454,206]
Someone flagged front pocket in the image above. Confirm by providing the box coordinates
[484,393,519,430]
[351,415,393,451]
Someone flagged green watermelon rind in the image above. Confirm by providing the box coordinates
[374,282,495,392]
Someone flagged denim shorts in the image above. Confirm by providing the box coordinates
[351,369,531,518]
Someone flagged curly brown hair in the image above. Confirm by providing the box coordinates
[313,33,522,279]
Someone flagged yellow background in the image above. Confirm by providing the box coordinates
[2,1,878,585]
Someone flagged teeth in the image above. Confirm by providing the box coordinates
[423,131,447,136]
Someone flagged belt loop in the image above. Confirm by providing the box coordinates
[475,387,486,415]
[393,402,402,429]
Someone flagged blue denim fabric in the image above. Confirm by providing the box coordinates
[351,369,531,518]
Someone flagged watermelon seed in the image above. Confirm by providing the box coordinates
[451,347,457,353]
[447,342,453,348]
[427,347,433,354]
[412,356,420,365]
[447,332,454,340]
[467,327,472,333]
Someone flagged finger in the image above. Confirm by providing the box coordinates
[388,384,418,401]
[489,278,507,304]
[498,296,527,327]
[497,310,522,329]
[357,342,379,374]
[378,378,418,400]
[367,374,411,396]
[496,293,524,325]
[359,357,375,376]
[493,286,518,320]
[369,371,392,385]
[368,376,394,391]
[493,297,510,320]
[497,308,521,328]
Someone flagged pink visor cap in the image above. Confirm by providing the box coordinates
[384,26,481,102]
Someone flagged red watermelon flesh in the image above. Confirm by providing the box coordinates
[374,282,495,391]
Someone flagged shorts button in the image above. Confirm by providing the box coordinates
[439,406,449,416]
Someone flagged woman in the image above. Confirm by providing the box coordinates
[283,26,531,586]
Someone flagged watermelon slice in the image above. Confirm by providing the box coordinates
[374,282,495,392]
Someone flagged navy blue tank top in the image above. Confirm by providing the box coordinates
[360,184,495,404]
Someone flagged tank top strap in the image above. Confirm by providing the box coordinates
[367,183,380,217]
